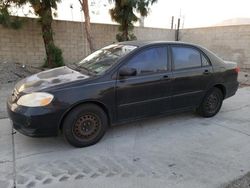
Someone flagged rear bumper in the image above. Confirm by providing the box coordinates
[7,101,64,137]
[225,81,239,99]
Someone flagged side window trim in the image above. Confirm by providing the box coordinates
[167,45,172,71]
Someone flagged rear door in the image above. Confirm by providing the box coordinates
[115,46,173,121]
[170,45,213,109]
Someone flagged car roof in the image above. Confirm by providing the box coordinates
[118,40,225,66]
[118,40,199,48]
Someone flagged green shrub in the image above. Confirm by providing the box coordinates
[43,44,64,68]
[0,13,23,29]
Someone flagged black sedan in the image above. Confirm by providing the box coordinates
[7,41,239,147]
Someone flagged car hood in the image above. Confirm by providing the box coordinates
[15,66,89,93]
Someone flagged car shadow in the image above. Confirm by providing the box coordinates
[14,111,197,155]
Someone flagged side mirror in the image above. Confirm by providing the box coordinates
[119,67,137,77]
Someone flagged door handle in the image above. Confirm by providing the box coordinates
[162,75,170,80]
[203,69,210,75]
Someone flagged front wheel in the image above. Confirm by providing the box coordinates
[197,88,223,118]
[63,104,108,147]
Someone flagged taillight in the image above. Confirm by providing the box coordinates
[234,67,240,73]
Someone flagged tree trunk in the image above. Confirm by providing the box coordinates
[79,0,95,52]
[123,19,129,41]
[36,2,55,67]
[41,19,54,67]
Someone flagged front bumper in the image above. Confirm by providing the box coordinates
[7,100,64,137]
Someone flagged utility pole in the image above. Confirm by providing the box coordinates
[70,4,74,21]
[175,18,180,41]
[171,16,174,30]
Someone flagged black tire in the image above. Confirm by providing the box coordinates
[197,88,223,118]
[63,104,108,147]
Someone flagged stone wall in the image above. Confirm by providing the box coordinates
[179,25,250,69]
[0,18,175,66]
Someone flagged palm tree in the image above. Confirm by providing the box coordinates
[78,0,95,52]
[110,0,157,41]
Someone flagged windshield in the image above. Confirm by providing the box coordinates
[75,44,137,75]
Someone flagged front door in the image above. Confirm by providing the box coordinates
[115,46,173,121]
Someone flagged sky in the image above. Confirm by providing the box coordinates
[15,0,250,29]
[144,0,250,28]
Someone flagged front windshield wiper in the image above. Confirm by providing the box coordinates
[67,63,96,76]
[67,63,81,71]
[79,66,96,75]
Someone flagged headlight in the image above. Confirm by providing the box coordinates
[17,92,54,107]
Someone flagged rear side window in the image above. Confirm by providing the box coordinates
[126,47,167,75]
[172,47,201,70]
[201,54,210,66]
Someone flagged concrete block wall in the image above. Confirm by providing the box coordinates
[0,17,250,68]
[179,25,250,69]
[0,19,45,66]
[0,18,175,66]
[134,27,175,41]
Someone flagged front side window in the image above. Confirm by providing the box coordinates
[125,47,168,75]
[172,46,201,70]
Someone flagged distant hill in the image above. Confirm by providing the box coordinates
[214,18,250,26]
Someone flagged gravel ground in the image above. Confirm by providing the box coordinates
[0,62,42,118]
[0,61,41,85]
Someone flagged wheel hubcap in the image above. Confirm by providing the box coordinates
[73,113,101,141]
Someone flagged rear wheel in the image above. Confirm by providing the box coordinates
[197,88,223,117]
[63,104,108,147]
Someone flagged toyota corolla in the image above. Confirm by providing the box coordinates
[7,41,239,147]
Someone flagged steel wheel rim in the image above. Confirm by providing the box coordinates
[72,113,101,141]
[204,92,220,113]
